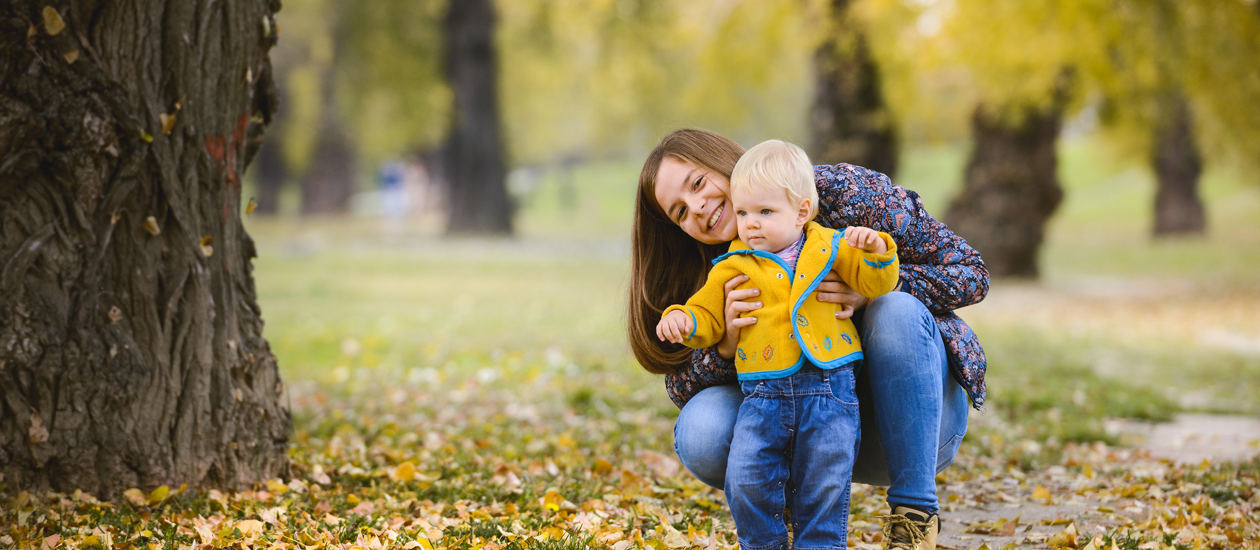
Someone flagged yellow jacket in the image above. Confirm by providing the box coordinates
[664,221,899,380]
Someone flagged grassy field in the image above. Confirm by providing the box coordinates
[254,136,1260,427]
[5,138,1258,549]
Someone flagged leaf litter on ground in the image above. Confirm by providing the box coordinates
[2,350,1257,549]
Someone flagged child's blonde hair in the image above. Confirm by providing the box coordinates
[730,139,818,219]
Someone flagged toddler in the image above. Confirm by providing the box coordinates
[657,140,899,549]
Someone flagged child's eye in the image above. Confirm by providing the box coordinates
[761,209,772,215]
[736,210,746,216]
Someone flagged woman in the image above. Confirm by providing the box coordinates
[628,129,988,550]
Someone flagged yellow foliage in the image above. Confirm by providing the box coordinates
[498,0,817,165]
[924,0,1260,166]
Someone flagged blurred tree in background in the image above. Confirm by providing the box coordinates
[945,93,1068,278]
[921,0,1260,276]
[444,0,511,235]
[809,0,899,177]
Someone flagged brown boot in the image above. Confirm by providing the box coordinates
[880,506,938,550]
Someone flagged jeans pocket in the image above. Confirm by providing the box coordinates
[824,368,859,407]
[739,380,764,399]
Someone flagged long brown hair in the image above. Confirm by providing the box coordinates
[628,129,745,374]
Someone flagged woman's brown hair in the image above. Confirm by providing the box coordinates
[628,129,745,374]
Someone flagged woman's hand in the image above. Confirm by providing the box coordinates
[716,274,761,360]
[814,271,869,319]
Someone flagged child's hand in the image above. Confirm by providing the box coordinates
[656,311,694,344]
[846,226,888,254]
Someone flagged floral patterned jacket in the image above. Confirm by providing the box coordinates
[664,163,990,410]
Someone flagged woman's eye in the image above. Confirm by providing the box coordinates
[692,176,703,191]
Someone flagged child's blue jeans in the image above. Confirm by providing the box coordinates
[725,363,860,550]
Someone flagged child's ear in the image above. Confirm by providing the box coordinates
[796,199,812,225]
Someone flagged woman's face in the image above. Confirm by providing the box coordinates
[653,156,738,245]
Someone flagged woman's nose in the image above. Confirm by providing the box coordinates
[688,197,706,218]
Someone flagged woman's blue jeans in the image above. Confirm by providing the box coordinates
[672,292,970,514]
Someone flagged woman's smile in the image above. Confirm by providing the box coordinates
[707,201,726,230]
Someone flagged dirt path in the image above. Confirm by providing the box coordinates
[1107,413,1260,464]
[930,413,1260,549]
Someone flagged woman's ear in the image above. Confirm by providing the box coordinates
[796,199,812,225]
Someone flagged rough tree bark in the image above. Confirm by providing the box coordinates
[808,0,899,179]
[443,0,511,235]
[0,0,290,495]
[945,104,1065,278]
[1151,95,1205,236]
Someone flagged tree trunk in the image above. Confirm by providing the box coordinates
[945,104,1065,278]
[0,0,290,496]
[1151,95,1205,236]
[300,68,355,215]
[808,0,899,178]
[443,0,512,235]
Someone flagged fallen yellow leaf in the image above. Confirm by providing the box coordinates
[43,7,65,35]
[543,488,563,512]
[594,458,614,474]
[393,461,417,482]
[1033,484,1052,503]
[146,485,169,505]
[265,478,288,495]
[660,524,689,549]
[1045,522,1079,548]
[234,519,264,540]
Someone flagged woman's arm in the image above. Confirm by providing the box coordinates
[814,164,989,315]
[664,347,737,408]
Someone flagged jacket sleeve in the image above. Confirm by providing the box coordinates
[664,347,737,408]
[831,231,900,299]
[814,164,989,315]
[662,262,736,350]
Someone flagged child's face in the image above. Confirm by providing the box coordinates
[732,184,810,252]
